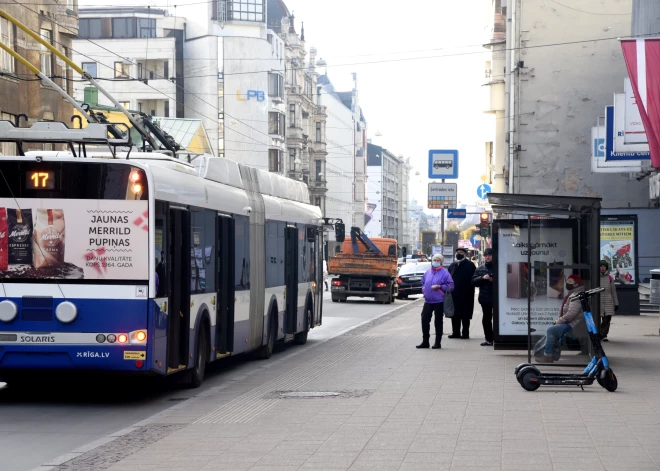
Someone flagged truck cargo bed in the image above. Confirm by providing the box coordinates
[328,253,398,278]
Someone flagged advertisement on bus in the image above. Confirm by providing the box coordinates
[0,198,148,280]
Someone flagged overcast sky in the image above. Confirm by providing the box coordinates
[79,0,488,212]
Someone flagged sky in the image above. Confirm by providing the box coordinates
[79,0,489,213]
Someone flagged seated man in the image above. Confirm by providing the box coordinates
[538,274,585,363]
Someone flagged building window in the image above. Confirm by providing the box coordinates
[228,0,265,22]
[268,111,284,136]
[0,18,14,73]
[82,62,97,78]
[114,62,131,79]
[163,61,169,80]
[137,62,144,80]
[63,46,71,94]
[315,197,321,207]
[112,18,135,38]
[268,149,281,172]
[289,104,295,127]
[137,18,156,38]
[316,122,322,142]
[315,160,324,181]
[268,73,283,98]
[304,76,312,98]
[164,100,169,117]
[119,101,130,110]
[79,18,102,39]
[39,28,52,75]
[289,148,296,170]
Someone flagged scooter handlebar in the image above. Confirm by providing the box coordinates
[569,287,605,300]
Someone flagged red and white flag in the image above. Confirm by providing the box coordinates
[621,38,660,169]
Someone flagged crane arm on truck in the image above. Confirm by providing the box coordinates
[350,227,383,254]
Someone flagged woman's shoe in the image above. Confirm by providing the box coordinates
[537,355,554,363]
[432,343,441,349]
[416,342,430,349]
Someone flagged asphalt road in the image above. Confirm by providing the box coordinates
[0,291,421,471]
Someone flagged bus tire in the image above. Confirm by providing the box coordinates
[293,301,312,345]
[188,322,209,389]
[259,309,277,359]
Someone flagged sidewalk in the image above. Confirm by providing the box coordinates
[43,301,660,471]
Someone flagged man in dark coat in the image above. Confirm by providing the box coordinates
[448,247,476,339]
[472,248,494,346]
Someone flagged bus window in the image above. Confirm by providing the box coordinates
[190,208,216,294]
[234,215,250,290]
[155,201,169,297]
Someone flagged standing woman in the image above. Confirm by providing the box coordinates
[448,248,477,339]
[417,254,454,349]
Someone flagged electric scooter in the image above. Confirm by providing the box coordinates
[514,287,618,392]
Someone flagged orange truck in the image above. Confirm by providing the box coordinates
[328,227,399,304]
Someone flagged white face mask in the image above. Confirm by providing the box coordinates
[432,260,441,267]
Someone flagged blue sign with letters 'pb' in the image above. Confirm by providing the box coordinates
[447,209,466,219]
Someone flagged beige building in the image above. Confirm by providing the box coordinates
[483,0,648,206]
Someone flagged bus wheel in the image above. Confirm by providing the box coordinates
[259,310,277,359]
[188,323,209,389]
[294,302,312,345]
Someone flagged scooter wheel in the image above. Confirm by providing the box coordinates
[597,368,618,392]
[520,369,541,391]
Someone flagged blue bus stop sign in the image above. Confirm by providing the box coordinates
[477,183,491,200]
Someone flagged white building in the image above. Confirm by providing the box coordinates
[318,73,367,253]
[173,0,285,168]
[73,7,185,118]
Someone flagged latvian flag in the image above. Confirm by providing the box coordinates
[621,38,660,169]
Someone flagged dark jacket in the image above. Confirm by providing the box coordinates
[472,262,494,304]
[448,259,476,319]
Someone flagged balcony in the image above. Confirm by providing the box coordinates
[287,126,303,141]
[313,141,327,153]
[483,80,505,114]
[316,105,327,117]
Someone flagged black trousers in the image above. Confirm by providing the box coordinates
[601,315,612,337]
[480,302,493,342]
[421,302,444,343]
[451,317,471,337]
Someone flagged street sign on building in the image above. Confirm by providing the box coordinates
[447,208,466,219]
[427,182,457,209]
[428,150,459,179]
[477,183,492,200]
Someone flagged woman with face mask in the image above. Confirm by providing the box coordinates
[538,274,585,362]
[417,254,455,349]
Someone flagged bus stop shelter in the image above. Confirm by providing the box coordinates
[487,193,601,367]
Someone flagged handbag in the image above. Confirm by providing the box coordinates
[443,263,456,317]
[444,290,455,317]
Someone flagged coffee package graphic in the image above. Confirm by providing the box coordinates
[0,208,7,270]
[33,209,65,268]
[8,208,33,265]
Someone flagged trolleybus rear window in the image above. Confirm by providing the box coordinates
[0,162,149,282]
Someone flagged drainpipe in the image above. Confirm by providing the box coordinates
[507,0,517,195]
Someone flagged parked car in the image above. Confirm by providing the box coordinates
[397,262,431,299]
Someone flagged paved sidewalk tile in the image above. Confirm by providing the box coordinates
[49,301,660,471]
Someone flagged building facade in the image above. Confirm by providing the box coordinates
[267,2,328,212]
[366,143,403,240]
[73,7,184,119]
[484,0,648,207]
[318,73,367,253]
[0,0,79,154]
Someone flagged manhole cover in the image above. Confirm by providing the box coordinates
[280,391,341,398]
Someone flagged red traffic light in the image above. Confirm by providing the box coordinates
[480,212,490,221]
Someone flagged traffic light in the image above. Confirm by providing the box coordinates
[480,212,491,237]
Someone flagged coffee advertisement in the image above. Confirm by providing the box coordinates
[0,198,148,280]
[495,225,574,336]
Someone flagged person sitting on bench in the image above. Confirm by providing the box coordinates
[538,274,585,363]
